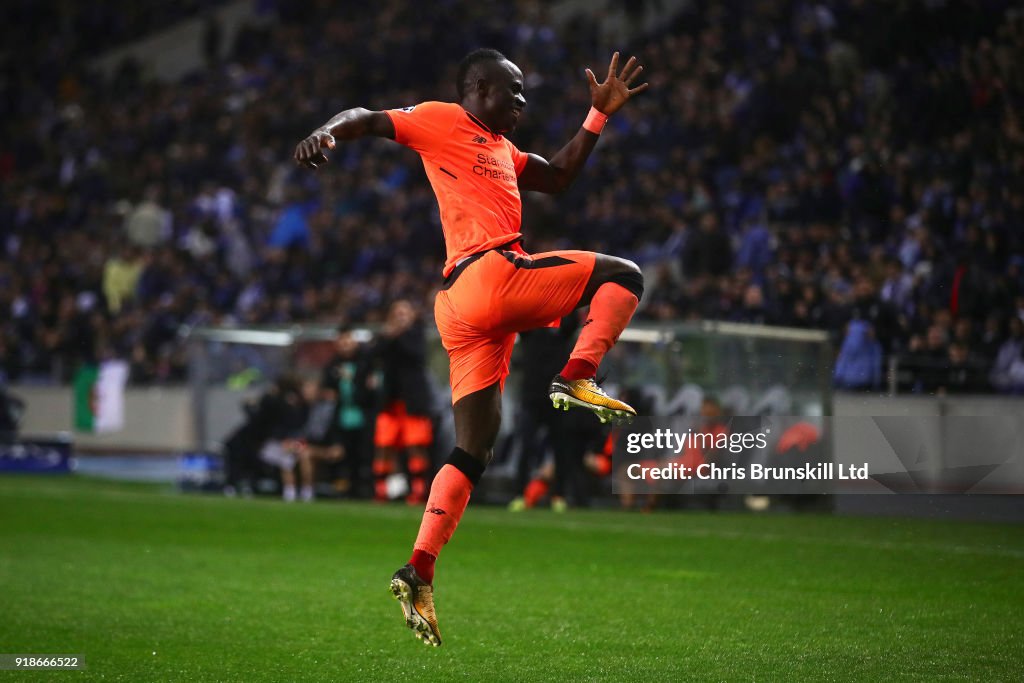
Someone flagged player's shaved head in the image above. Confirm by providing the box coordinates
[456,48,509,99]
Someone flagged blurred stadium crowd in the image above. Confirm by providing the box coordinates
[2,0,1024,393]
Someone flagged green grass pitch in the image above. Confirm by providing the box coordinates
[1,476,1022,682]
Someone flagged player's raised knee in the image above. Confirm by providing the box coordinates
[608,259,644,300]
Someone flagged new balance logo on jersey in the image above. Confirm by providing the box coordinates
[471,135,487,144]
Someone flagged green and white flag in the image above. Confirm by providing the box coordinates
[73,360,129,433]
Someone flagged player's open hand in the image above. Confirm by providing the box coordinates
[294,130,336,169]
[586,52,649,116]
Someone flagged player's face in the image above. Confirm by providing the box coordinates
[484,60,526,134]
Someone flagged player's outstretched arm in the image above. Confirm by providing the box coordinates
[518,52,648,194]
[294,108,396,169]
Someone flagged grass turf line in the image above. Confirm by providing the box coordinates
[0,476,1022,682]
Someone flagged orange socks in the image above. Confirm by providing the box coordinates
[409,449,485,584]
[561,283,639,379]
[406,450,430,504]
[373,458,394,501]
[412,464,472,558]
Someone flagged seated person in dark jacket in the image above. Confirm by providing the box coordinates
[222,374,307,497]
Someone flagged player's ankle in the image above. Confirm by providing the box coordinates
[410,549,436,584]
[560,358,597,381]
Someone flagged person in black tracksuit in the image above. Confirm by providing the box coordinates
[512,312,602,508]
[371,301,436,503]
[319,325,377,498]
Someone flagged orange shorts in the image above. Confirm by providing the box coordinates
[434,248,596,404]
[374,401,433,449]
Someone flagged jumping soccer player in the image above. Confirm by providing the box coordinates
[294,48,648,647]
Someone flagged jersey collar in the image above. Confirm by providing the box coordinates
[463,109,501,141]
